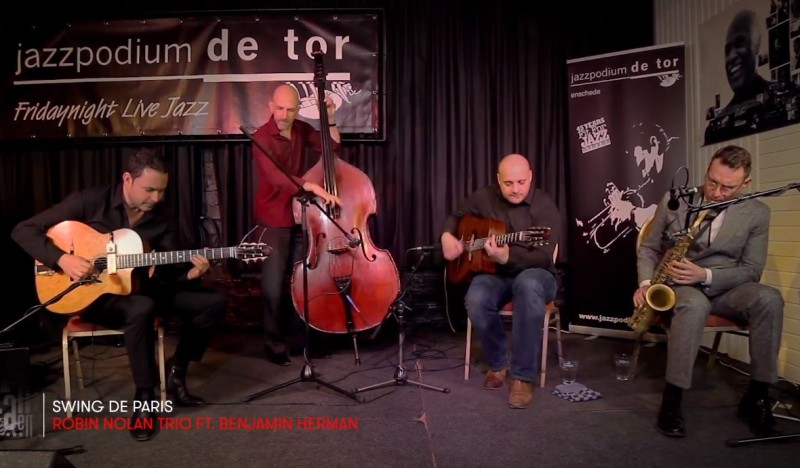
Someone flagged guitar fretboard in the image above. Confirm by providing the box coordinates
[464,232,524,252]
[115,248,239,269]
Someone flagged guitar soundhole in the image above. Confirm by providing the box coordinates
[93,258,108,273]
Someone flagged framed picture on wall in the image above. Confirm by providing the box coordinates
[700,0,800,145]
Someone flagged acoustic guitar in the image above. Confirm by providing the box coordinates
[33,221,270,314]
[446,214,551,284]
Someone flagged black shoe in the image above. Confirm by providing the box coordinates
[656,399,686,438]
[166,359,207,407]
[130,389,159,442]
[737,395,781,437]
[265,348,292,366]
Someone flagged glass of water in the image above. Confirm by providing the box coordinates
[560,359,578,384]
[614,353,632,381]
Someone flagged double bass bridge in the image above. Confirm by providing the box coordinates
[326,236,351,255]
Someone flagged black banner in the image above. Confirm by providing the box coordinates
[0,10,384,141]
[567,43,686,335]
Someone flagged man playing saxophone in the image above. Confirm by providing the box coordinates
[633,145,784,439]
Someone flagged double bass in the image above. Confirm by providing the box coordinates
[290,48,400,345]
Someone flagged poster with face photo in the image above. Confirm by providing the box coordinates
[700,0,800,145]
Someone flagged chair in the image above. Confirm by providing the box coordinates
[463,245,562,388]
[62,315,167,418]
[629,216,749,379]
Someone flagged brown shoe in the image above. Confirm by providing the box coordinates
[484,368,508,390]
[508,379,534,409]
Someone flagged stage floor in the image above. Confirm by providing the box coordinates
[1,317,798,467]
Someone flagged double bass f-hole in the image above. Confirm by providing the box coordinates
[290,46,401,339]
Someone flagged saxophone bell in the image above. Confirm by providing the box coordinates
[629,284,676,335]
[645,283,676,312]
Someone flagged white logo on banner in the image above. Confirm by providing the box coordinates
[291,81,363,121]
[658,72,682,87]
[574,123,678,253]
[576,117,611,154]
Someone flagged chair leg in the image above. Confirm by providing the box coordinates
[157,325,166,404]
[539,312,551,388]
[554,312,563,364]
[708,331,724,368]
[62,330,72,419]
[72,339,85,390]
[464,319,472,380]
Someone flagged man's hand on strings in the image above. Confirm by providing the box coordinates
[57,254,94,281]
[441,232,464,261]
[484,235,509,264]
[302,181,341,207]
[325,95,337,122]
[187,255,211,280]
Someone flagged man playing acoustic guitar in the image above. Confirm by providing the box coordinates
[11,148,228,442]
[441,153,561,409]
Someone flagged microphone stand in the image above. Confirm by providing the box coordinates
[353,249,450,395]
[0,276,101,338]
[686,182,800,214]
[240,125,360,404]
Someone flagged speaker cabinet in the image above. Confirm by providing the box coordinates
[401,270,446,324]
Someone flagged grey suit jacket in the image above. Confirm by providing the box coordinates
[637,190,770,297]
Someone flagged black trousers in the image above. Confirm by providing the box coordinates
[82,282,227,390]
[259,225,306,354]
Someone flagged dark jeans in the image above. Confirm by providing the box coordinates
[82,283,227,389]
[259,225,306,354]
[465,268,557,382]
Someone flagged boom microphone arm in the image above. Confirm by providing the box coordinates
[686,182,800,214]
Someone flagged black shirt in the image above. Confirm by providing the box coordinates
[442,185,561,276]
[11,184,189,282]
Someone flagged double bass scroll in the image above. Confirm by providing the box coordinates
[290,47,401,335]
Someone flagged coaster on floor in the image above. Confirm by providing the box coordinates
[552,382,603,402]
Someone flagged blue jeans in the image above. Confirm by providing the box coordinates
[465,268,557,382]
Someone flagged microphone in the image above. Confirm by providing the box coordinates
[667,186,699,210]
[408,244,440,252]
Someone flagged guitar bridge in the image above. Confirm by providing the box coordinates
[34,263,55,276]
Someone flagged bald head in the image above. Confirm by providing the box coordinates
[497,154,533,204]
[272,84,299,104]
[270,84,301,133]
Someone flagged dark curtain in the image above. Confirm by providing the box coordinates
[0,1,653,333]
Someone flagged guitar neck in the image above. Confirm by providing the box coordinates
[116,247,239,269]
[464,232,523,252]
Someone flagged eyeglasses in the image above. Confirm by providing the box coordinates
[704,176,744,195]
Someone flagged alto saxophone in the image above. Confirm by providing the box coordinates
[629,209,711,335]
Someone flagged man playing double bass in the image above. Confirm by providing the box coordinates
[251,84,341,366]
[441,154,561,408]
